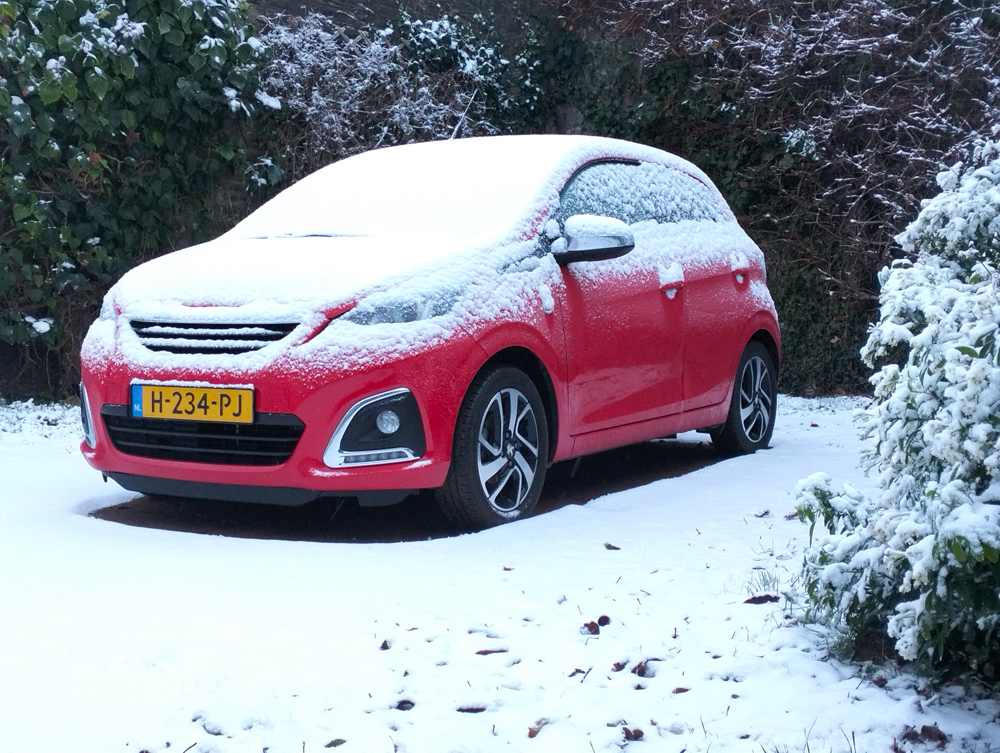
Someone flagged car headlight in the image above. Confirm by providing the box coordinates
[343,287,462,326]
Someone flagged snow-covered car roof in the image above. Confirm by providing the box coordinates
[225,135,725,245]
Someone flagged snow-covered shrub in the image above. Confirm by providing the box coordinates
[796,141,1000,684]
[257,12,539,183]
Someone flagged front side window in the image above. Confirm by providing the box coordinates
[558,160,724,226]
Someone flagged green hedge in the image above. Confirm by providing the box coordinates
[0,0,269,396]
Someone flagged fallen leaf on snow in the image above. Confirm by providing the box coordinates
[528,718,551,738]
[744,594,780,604]
[920,725,948,744]
[902,725,948,746]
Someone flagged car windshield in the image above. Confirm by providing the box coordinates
[226,138,571,243]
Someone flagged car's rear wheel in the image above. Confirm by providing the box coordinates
[436,366,548,530]
[711,341,777,456]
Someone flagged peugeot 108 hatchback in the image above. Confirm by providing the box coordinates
[80,135,780,530]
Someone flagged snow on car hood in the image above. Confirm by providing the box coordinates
[108,234,476,323]
[82,230,555,376]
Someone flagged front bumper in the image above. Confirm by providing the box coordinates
[80,333,487,504]
[104,472,416,507]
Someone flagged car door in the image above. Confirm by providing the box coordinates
[555,160,686,435]
[645,168,751,411]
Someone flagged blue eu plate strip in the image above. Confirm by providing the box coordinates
[131,385,143,417]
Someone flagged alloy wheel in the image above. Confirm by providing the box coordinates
[476,387,540,513]
[738,355,772,443]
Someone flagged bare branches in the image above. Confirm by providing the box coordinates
[256,14,513,183]
[618,0,999,231]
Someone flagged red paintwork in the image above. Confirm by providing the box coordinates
[80,149,781,502]
[560,264,686,433]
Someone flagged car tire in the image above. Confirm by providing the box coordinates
[436,366,549,531]
[711,341,777,456]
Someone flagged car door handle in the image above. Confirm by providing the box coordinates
[661,280,683,299]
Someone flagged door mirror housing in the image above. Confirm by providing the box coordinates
[552,214,635,265]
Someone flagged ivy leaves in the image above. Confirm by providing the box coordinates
[0,0,269,371]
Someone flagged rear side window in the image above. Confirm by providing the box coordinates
[558,161,724,225]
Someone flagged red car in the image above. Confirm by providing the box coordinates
[80,135,779,530]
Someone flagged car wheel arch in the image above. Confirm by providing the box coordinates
[710,339,778,455]
[705,324,780,431]
[749,329,780,381]
[465,346,560,464]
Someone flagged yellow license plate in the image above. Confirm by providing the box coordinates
[131,384,253,424]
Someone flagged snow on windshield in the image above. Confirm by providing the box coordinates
[226,136,576,242]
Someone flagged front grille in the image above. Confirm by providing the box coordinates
[129,320,298,355]
[101,406,305,466]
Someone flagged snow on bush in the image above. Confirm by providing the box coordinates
[0,400,81,444]
[256,12,538,183]
[796,141,1000,685]
[549,0,1000,394]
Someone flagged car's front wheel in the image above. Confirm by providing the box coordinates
[436,366,549,530]
[711,341,777,456]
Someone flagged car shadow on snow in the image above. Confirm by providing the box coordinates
[89,436,721,543]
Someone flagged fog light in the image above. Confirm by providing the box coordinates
[323,387,425,468]
[376,410,400,435]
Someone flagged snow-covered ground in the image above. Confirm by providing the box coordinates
[0,397,997,753]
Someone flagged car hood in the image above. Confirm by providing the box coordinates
[110,235,478,323]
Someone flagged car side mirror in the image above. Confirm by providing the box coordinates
[551,214,635,265]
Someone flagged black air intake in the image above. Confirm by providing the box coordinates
[101,406,304,466]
